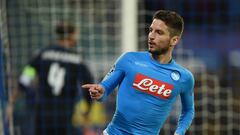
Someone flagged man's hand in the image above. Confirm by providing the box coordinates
[82,84,104,100]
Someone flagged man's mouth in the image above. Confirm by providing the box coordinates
[148,41,155,48]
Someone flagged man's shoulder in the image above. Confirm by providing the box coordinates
[121,51,148,58]
[125,51,147,55]
[173,62,194,80]
[40,45,82,64]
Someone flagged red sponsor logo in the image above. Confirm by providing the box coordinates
[133,73,174,99]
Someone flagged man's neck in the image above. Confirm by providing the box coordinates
[151,52,172,64]
[57,40,71,48]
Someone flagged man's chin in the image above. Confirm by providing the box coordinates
[148,50,167,56]
[148,48,155,53]
[149,46,170,55]
[148,50,159,55]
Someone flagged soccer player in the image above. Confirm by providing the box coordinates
[82,10,195,135]
[6,22,93,135]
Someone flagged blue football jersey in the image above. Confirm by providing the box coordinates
[100,52,195,135]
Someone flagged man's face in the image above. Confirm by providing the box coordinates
[148,19,172,55]
[68,32,77,47]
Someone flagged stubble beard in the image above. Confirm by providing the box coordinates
[148,45,171,56]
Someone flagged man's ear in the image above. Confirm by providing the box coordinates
[170,36,180,47]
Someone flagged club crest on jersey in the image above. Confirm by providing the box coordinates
[171,71,180,81]
[133,73,174,99]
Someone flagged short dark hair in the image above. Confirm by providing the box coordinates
[153,10,184,37]
[55,22,75,39]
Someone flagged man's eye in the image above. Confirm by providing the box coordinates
[157,31,164,35]
[149,29,152,32]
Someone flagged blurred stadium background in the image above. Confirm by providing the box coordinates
[1,0,240,135]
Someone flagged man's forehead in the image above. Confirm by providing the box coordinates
[150,19,169,31]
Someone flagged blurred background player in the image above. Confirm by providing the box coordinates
[6,22,93,135]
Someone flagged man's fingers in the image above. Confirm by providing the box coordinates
[90,91,102,100]
[89,88,99,94]
[82,84,104,100]
[82,84,95,88]
[82,84,103,92]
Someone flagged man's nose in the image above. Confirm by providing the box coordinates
[149,33,154,40]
